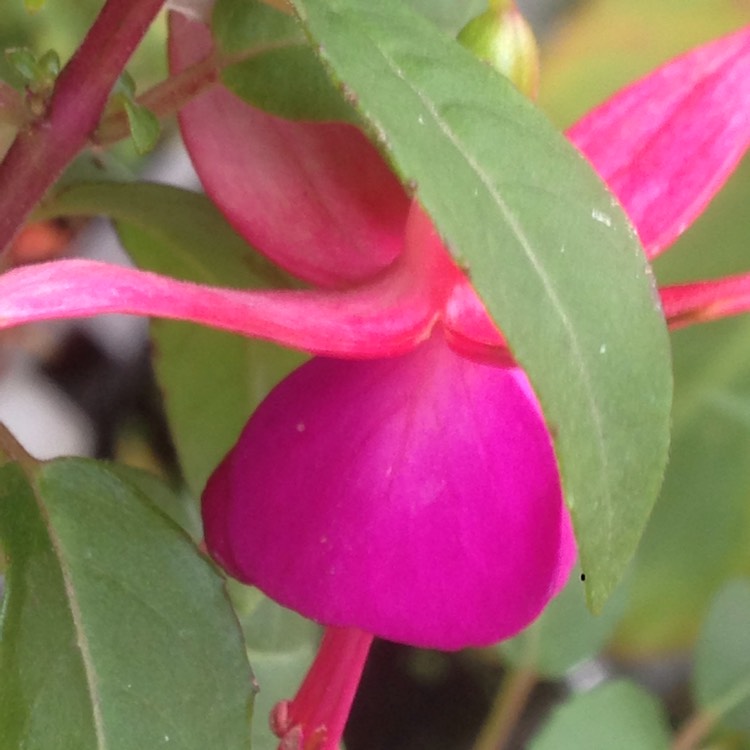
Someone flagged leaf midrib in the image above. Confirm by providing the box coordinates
[360,30,612,517]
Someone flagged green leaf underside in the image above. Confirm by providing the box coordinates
[291,0,672,610]
[213,0,358,122]
[0,454,253,749]
[530,680,671,750]
[222,46,359,122]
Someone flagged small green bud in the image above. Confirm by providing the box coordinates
[457,0,540,100]
[6,47,60,95]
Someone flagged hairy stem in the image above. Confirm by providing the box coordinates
[94,51,221,146]
[0,0,166,255]
[95,37,297,147]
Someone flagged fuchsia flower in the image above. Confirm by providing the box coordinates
[0,15,749,750]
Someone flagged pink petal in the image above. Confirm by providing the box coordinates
[169,14,410,288]
[661,273,750,329]
[568,26,750,259]
[0,247,447,356]
[203,333,575,650]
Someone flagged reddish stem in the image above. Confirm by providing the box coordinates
[0,0,166,255]
[271,626,373,750]
[94,51,221,147]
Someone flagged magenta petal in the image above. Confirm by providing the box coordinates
[0,253,446,356]
[203,334,575,649]
[169,15,410,288]
[568,26,750,259]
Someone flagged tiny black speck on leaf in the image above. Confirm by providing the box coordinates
[580,573,586,582]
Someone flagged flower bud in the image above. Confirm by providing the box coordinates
[457,0,540,100]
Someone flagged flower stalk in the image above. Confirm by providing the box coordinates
[0,0,166,255]
[270,627,373,750]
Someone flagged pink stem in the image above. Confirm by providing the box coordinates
[271,627,373,750]
[94,51,221,147]
[0,257,443,358]
[661,274,750,329]
[0,0,166,254]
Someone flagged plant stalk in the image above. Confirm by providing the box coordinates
[472,664,538,750]
[0,0,166,255]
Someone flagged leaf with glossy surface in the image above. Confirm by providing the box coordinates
[290,0,672,611]
[530,680,671,750]
[694,579,750,733]
[0,437,253,749]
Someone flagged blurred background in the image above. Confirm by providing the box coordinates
[2,1,750,748]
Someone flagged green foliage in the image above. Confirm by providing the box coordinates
[5,46,59,94]
[530,680,672,750]
[0,430,253,749]
[40,181,304,495]
[500,568,627,679]
[538,0,750,659]
[290,0,672,613]
[212,0,359,122]
[694,579,750,733]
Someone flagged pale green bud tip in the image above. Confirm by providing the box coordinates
[457,0,540,100]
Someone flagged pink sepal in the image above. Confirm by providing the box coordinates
[169,14,410,289]
[568,26,750,259]
[661,273,750,329]
[0,238,450,356]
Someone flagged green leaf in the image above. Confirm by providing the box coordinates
[694,579,750,733]
[122,99,161,155]
[0,432,253,749]
[105,462,202,541]
[5,47,60,94]
[500,567,627,679]
[213,0,358,122]
[530,680,671,750]
[39,181,304,495]
[5,47,38,81]
[405,0,485,34]
[290,0,672,611]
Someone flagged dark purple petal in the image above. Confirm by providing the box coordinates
[203,333,575,649]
